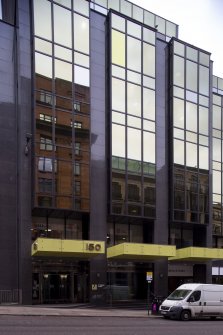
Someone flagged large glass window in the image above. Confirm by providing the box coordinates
[110,12,156,218]
[33,0,90,211]
[171,40,210,225]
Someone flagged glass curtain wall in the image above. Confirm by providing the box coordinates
[170,39,210,226]
[33,0,90,212]
[212,93,223,236]
[90,0,178,39]
[109,11,156,218]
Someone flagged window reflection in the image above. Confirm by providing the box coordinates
[35,53,52,78]
[112,124,125,157]
[127,83,141,117]
[112,78,125,112]
[112,30,125,67]
[143,43,155,77]
[74,13,89,54]
[186,60,197,92]
[174,139,184,164]
[127,36,141,72]
[186,142,197,168]
[174,55,184,87]
[127,128,141,160]
[54,5,72,47]
[34,0,52,39]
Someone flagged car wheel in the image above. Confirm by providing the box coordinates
[180,310,191,321]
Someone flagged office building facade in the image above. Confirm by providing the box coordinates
[0,0,223,304]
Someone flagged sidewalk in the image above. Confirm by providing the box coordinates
[0,304,160,318]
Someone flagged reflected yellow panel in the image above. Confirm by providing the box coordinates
[112,30,125,67]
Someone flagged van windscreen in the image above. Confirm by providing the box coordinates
[167,289,192,300]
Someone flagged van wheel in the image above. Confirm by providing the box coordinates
[180,310,191,321]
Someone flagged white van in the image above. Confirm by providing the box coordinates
[159,283,223,320]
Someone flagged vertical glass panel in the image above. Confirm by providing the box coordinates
[186,60,197,92]
[35,53,52,78]
[186,142,197,168]
[143,131,155,163]
[127,21,141,39]
[112,78,125,112]
[155,16,165,35]
[127,115,141,129]
[112,124,125,157]
[55,59,72,82]
[186,91,197,103]
[74,52,89,67]
[112,65,125,80]
[54,0,71,8]
[199,135,208,146]
[199,65,209,96]
[127,83,141,117]
[55,45,72,61]
[213,170,221,194]
[120,0,132,17]
[74,65,89,86]
[213,138,221,162]
[35,38,52,55]
[127,36,141,72]
[132,5,143,22]
[127,70,141,84]
[186,102,197,132]
[143,76,155,89]
[34,0,52,39]
[143,28,155,44]
[95,0,107,8]
[174,128,184,140]
[112,14,125,32]
[173,98,184,128]
[199,146,208,170]
[199,52,210,67]
[213,105,221,129]
[174,139,184,164]
[218,78,223,90]
[186,131,197,143]
[174,41,184,56]
[143,120,155,132]
[74,13,89,54]
[112,30,125,67]
[143,43,155,77]
[127,128,141,160]
[213,94,221,106]
[199,106,208,135]
[108,0,119,11]
[166,21,176,37]
[143,88,155,121]
[186,46,198,62]
[199,95,209,107]
[144,11,155,27]
[174,86,184,99]
[213,76,218,88]
[112,111,125,125]
[173,55,184,87]
[73,0,89,16]
[54,5,71,47]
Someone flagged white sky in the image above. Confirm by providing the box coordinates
[130,0,223,78]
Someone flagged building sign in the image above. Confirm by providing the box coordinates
[86,243,102,252]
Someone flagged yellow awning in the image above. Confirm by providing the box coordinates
[107,243,176,261]
[169,247,223,262]
[32,238,105,258]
